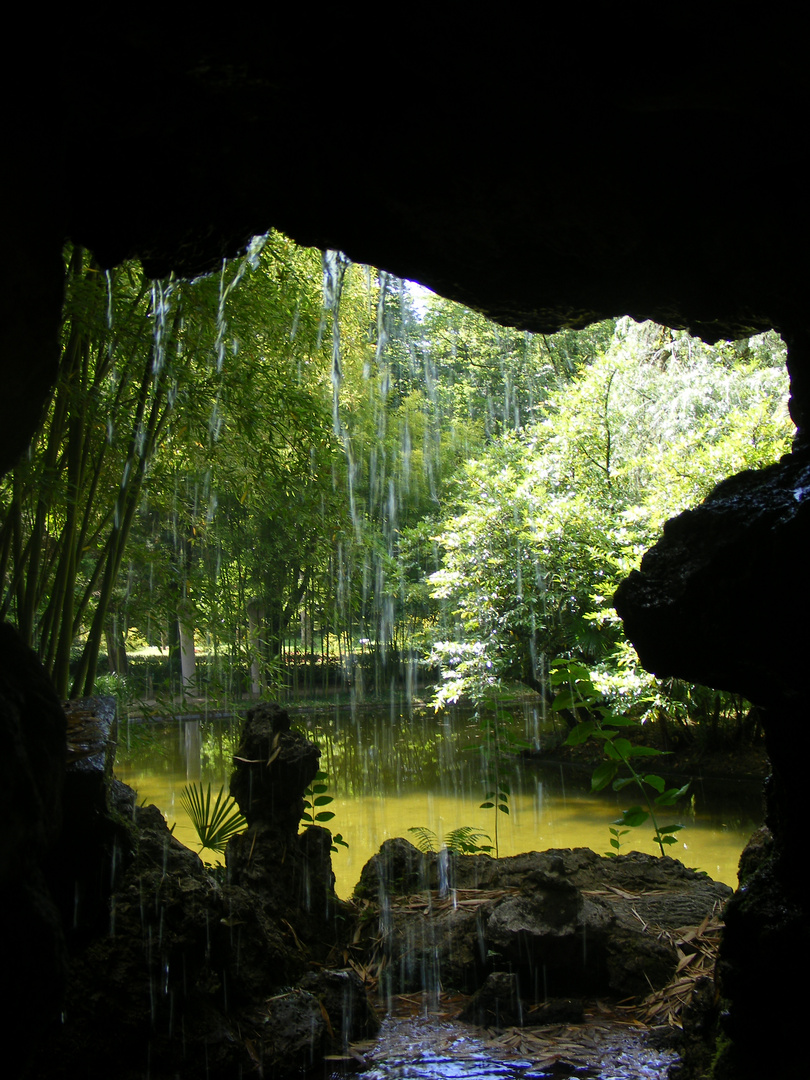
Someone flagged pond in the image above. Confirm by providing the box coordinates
[113,702,764,896]
[353,1002,681,1080]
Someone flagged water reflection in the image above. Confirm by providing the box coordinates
[355,1009,679,1080]
[114,705,763,894]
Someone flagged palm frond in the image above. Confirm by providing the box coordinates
[180,781,246,855]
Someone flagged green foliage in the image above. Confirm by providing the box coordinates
[179,781,246,855]
[93,672,135,708]
[606,824,630,856]
[479,778,510,859]
[2,225,792,729]
[302,770,348,853]
[479,785,511,817]
[0,247,190,697]
[408,825,493,855]
[550,660,689,856]
[426,320,791,738]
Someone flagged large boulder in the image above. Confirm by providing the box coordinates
[356,842,730,1003]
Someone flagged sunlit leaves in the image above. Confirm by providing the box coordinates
[180,781,246,855]
[425,319,791,714]
[553,657,690,856]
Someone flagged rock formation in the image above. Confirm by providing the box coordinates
[355,840,731,1006]
[23,702,376,1079]
[3,12,810,1076]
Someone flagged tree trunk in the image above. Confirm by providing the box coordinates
[104,619,129,676]
[178,599,196,694]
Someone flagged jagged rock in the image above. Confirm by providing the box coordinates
[460,972,524,1027]
[252,989,327,1073]
[485,888,613,996]
[0,625,68,1078]
[736,824,773,887]
[25,708,370,1080]
[227,707,344,932]
[356,835,432,900]
[226,820,343,930]
[614,449,810,706]
[229,702,320,832]
[714,845,809,1077]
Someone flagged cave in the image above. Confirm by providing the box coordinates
[3,13,810,1077]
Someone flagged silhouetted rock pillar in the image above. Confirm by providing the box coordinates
[229,702,318,835]
[227,703,336,915]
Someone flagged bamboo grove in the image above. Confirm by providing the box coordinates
[0,235,793,745]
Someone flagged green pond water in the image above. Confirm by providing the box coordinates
[113,704,764,896]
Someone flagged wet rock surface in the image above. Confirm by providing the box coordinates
[0,625,67,1079]
[614,448,810,1075]
[459,971,585,1029]
[359,993,680,1080]
[356,841,731,1004]
[227,703,344,930]
[28,704,375,1080]
[614,448,810,705]
[229,701,316,830]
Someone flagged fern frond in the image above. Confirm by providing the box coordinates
[408,826,440,853]
[444,826,493,854]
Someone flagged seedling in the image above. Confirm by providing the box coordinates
[302,770,349,853]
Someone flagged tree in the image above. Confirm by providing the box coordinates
[0,233,341,699]
[0,247,188,697]
[426,319,792,723]
[124,233,341,696]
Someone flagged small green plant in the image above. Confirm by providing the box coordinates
[480,776,510,857]
[179,781,247,855]
[606,823,630,856]
[302,770,348,853]
[462,703,527,858]
[93,672,141,719]
[408,825,493,854]
[550,660,689,857]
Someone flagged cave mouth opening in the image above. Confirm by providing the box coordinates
[6,20,810,1075]
[7,233,792,733]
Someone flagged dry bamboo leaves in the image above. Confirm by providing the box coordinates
[344,888,723,1078]
[384,886,519,917]
[637,911,724,1028]
[355,996,676,1077]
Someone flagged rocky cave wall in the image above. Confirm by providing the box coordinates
[3,13,810,1077]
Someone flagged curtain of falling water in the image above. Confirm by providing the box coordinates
[320,257,447,708]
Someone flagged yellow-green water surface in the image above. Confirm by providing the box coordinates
[114,706,763,896]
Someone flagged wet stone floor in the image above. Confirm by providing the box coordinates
[337,993,679,1080]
